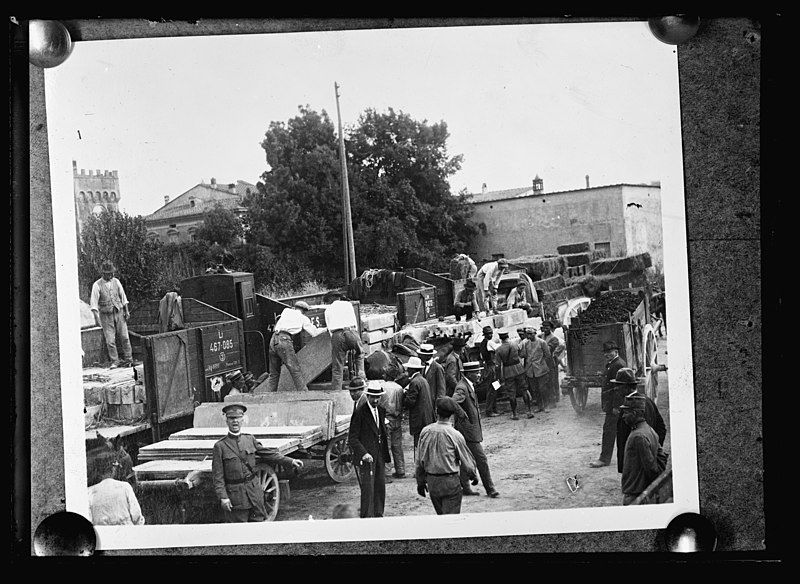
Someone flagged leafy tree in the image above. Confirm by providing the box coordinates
[78,211,163,305]
[194,203,244,247]
[245,105,480,281]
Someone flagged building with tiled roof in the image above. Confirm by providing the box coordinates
[144,178,256,243]
[467,176,663,271]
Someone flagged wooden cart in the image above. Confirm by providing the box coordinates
[560,289,654,414]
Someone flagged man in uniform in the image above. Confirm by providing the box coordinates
[453,280,480,321]
[495,331,533,420]
[452,361,499,498]
[212,403,304,522]
[90,260,134,369]
[619,393,667,505]
[479,326,501,416]
[267,300,325,392]
[324,293,366,391]
[415,396,479,515]
[476,258,509,314]
[520,327,553,412]
[348,381,392,517]
[418,343,446,404]
[402,356,435,452]
[590,341,628,468]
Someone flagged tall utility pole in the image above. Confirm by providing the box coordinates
[334,82,357,283]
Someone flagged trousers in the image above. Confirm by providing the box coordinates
[386,416,405,476]
[99,308,132,363]
[330,328,365,391]
[426,474,463,515]
[460,441,495,494]
[266,332,306,391]
[355,458,386,518]
[527,375,551,409]
[453,305,474,321]
[599,410,620,463]
[222,503,267,523]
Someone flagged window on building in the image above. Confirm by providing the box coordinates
[594,242,611,257]
[188,227,197,242]
[167,229,179,243]
[189,199,196,208]
[147,232,159,240]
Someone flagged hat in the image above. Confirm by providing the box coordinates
[619,391,646,411]
[222,403,247,415]
[435,396,458,417]
[611,368,638,385]
[515,279,525,287]
[417,343,435,356]
[482,326,493,335]
[497,258,508,266]
[226,370,244,382]
[293,300,311,311]
[464,280,477,289]
[100,260,116,272]
[404,356,425,370]
[348,378,365,390]
[541,320,554,328]
[498,331,509,339]
[365,380,385,397]
[602,341,619,352]
[452,337,467,348]
[461,361,482,373]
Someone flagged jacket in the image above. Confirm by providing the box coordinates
[348,401,391,464]
[452,377,483,443]
[520,337,551,378]
[442,351,462,396]
[601,355,627,413]
[424,359,447,404]
[403,373,435,437]
[495,340,525,379]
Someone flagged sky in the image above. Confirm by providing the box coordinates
[44,21,680,219]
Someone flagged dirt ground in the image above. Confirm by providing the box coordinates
[277,337,672,521]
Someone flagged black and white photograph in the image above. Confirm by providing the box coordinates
[41,20,699,550]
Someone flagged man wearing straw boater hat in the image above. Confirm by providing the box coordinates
[452,361,500,498]
[348,380,392,517]
[589,340,628,468]
[402,356,435,453]
[418,343,446,404]
[212,403,304,523]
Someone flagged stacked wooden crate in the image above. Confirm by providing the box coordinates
[360,311,397,356]
[82,366,146,426]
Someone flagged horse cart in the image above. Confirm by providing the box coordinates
[131,390,356,523]
[560,289,657,414]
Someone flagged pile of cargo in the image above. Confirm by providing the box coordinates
[574,290,643,326]
[82,365,146,429]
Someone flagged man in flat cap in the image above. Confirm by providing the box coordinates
[90,260,134,369]
[476,258,509,315]
[619,393,668,505]
[415,396,478,515]
[613,371,667,473]
[453,361,499,498]
[212,403,304,522]
[590,340,628,468]
[348,381,392,517]
[266,300,325,392]
[453,280,480,321]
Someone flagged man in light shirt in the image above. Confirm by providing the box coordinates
[475,258,508,314]
[324,293,365,391]
[266,300,325,392]
[415,396,478,515]
[87,449,145,526]
[89,260,134,369]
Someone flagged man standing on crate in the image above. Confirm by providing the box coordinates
[325,293,366,391]
[266,301,325,392]
[476,258,509,315]
[590,341,628,468]
[212,403,304,523]
[90,260,134,369]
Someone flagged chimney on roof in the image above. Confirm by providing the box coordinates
[164,195,170,205]
[228,183,236,191]
[210,177,216,186]
[482,183,487,194]
[585,175,590,188]
[532,175,543,193]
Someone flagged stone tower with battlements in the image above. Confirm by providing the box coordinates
[73,160,121,235]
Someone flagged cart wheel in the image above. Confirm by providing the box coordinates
[260,466,280,521]
[325,433,355,483]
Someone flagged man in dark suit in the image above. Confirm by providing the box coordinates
[442,336,468,397]
[348,381,392,518]
[419,343,446,404]
[402,356,435,451]
[452,361,499,498]
[612,371,667,473]
[590,341,628,468]
[212,403,303,522]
